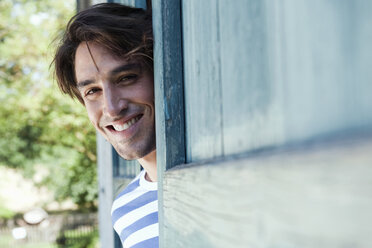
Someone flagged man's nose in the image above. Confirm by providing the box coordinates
[102,85,128,117]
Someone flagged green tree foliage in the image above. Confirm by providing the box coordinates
[0,0,97,209]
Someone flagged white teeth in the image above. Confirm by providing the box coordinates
[112,116,140,131]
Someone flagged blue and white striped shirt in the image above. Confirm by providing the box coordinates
[111,170,158,248]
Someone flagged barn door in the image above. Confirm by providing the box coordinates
[153,0,372,247]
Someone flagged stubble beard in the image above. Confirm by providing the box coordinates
[113,127,156,160]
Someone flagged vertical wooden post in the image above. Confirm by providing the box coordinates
[152,0,185,247]
[97,133,115,248]
[76,0,91,11]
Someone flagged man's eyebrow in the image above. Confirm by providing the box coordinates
[77,79,94,89]
[110,63,141,76]
[76,63,141,89]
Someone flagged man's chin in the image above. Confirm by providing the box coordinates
[114,144,156,161]
[115,149,139,161]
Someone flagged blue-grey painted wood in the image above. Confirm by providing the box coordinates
[163,130,372,247]
[162,0,372,247]
[219,0,281,156]
[152,1,185,247]
[182,0,372,162]
[182,0,223,162]
[221,0,372,155]
[113,0,135,6]
[97,133,115,248]
[134,0,146,9]
[115,0,145,8]
[275,0,372,142]
[153,0,185,170]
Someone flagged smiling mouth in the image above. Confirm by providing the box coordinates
[108,114,143,132]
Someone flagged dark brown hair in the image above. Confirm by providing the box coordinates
[52,3,153,104]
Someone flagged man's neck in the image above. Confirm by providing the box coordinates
[137,149,157,182]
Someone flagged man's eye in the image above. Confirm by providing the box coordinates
[85,88,100,96]
[118,74,137,83]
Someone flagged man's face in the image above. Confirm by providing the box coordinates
[74,42,156,160]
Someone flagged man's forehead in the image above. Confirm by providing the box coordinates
[74,42,139,79]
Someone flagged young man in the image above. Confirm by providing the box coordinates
[53,3,158,248]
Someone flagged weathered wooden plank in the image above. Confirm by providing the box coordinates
[219,0,284,156]
[163,130,372,248]
[216,0,372,156]
[152,1,185,247]
[110,0,145,8]
[153,0,185,171]
[97,133,115,248]
[158,1,372,247]
[182,0,223,162]
[275,0,372,142]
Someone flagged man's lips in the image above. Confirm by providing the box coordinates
[105,114,143,132]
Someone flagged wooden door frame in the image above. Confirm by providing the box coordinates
[152,1,185,247]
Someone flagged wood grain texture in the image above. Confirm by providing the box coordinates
[152,1,185,247]
[153,0,185,171]
[182,0,223,162]
[163,131,372,248]
[157,0,372,247]
[111,0,145,8]
[219,0,284,156]
[274,0,372,143]
[181,0,372,161]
